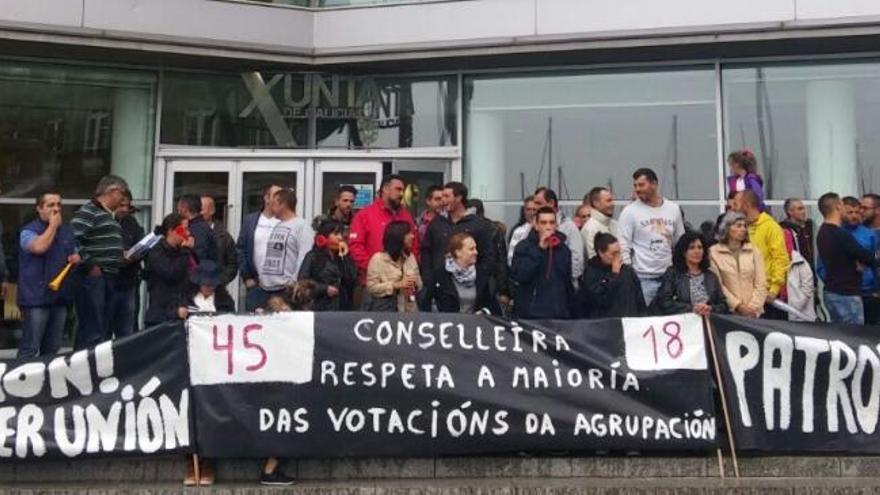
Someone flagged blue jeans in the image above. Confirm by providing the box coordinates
[74,272,128,349]
[109,288,136,339]
[824,291,864,325]
[17,305,67,359]
[638,275,663,308]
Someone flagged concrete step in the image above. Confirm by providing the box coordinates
[1,456,879,484]
[3,476,880,494]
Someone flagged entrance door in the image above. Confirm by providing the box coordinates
[164,159,305,308]
[313,160,383,220]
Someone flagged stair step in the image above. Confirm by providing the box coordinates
[4,476,880,494]
[2,456,880,484]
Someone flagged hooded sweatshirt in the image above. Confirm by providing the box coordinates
[747,212,790,298]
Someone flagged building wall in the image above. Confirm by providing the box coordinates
[2,0,880,61]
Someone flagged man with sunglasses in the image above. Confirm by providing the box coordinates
[71,175,131,349]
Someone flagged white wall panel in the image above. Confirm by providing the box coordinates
[0,0,83,28]
[796,0,880,21]
[536,0,793,36]
[313,0,534,51]
[82,0,313,50]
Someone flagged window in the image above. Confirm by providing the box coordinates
[161,72,457,149]
[465,68,719,205]
[723,62,880,200]
[0,61,157,200]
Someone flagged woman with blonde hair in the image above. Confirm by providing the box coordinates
[708,211,768,318]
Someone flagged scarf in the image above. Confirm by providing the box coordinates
[445,256,476,287]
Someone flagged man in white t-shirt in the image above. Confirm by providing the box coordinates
[617,167,685,307]
[258,188,314,294]
[237,183,283,311]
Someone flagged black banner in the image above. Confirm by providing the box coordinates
[711,314,880,453]
[0,322,192,460]
[189,312,717,458]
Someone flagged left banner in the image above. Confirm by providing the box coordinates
[0,322,192,460]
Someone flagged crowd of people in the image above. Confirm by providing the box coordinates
[9,150,880,483]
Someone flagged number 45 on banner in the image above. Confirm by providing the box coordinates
[622,314,707,371]
[187,313,315,385]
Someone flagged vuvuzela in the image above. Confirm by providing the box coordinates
[48,262,74,292]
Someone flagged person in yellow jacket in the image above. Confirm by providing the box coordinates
[738,190,790,319]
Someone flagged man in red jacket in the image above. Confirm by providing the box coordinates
[349,174,419,284]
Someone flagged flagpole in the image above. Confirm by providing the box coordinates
[703,315,740,478]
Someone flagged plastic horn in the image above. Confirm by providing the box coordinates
[48,262,74,292]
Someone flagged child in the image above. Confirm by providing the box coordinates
[186,260,235,314]
[726,149,767,211]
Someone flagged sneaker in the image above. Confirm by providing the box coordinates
[260,470,295,486]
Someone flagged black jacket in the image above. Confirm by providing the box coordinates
[653,267,728,316]
[188,215,217,264]
[117,215,145,290]
[509,230,574,319]
[432,265,501,314]
[297,247,357,311]
[211,221,239,286]
[780,218,816,271]
[581,256,646,319]
[420,208,498,311]
[144,240,192,326]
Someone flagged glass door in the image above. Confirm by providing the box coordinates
[165,161,234,226]
[164,159,305,310]
[313,161,383,221]
[392,159,451,220]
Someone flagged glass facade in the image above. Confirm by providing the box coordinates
[723,62,880,200]
[465,68,719,227]
[0,60,156,352]
[2,51,880,352]
[0,62,157,199]
[161,72,457,149]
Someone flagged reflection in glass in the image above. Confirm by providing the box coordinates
[723,62,880,200]
[319,172,376,217]
[465,69,718,203]
[172,172,229,225]
[161,72,309,148]
[317,76,458,149]
[241,172,297,217]
[0,62,156,199]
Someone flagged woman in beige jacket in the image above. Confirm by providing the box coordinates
[709,211,768,318]
[365,220,421,312]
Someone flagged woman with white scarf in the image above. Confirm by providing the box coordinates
[432,232,496,314]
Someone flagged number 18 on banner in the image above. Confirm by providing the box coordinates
[188,312,315,385]
[622,314,707,371]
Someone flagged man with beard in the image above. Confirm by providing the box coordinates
[618,168,686,307]
[420,182,499,313]
[581,186,618,259]
[349,174,419,285]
